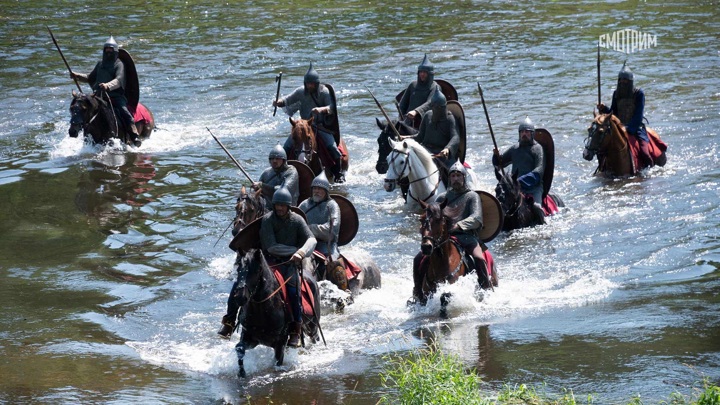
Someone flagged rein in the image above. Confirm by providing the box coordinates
[249,259,295,304]
[388,148,441,203]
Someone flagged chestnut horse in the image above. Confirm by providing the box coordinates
[69,91,154,145]
[583,113,667,177]
[289,117,349,182]
[411,201,498,314]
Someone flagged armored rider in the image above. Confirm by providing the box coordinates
[299,172,341,283]
[597,63,654,168]
[273,63,345,183]
[252,145,300,208]
[398,54,441,127]
[70,36,141,147]
[493,117,546,222]
[260,187,317,348]
[412,91,460,182]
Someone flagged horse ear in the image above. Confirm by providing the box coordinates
[72,90,77,97]
[376,117,384,130]
[403,141,408,149]
[388,138,396,148]
[241,185,246,194]
[307,116,314,126]
[593,109,598,118]
[289,117,296,127]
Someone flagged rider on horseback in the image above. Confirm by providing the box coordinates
[412,91,460,185]
[260,187,317,348]
[437,161,490,288]
[597,63,654,168]
[273,63,345,183]
[70,36,141,147]
[493,117,547,223]
[398,54,441,127]
[253,145,300,208]
[298,172,345,287]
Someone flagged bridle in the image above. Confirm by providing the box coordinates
[420,210,465,283]
[584,117,611,155]
[385,148,440,203]
[292,122,315,164]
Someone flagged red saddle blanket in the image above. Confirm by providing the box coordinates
[542,195,559,216]
[312,251,362,280]
[129,102,153,126]
[316,130,346,168]
[626,127,668,169]
[270,268,316,317]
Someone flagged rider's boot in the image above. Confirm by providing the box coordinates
[532,202,546,225]
[475,256,490,290]
[217,315,236,339]
[287,321,303,348]
[331,161,345,184]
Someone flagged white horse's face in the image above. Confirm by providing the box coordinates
[384,140,410,192]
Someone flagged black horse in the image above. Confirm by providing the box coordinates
[233,249,322,378]
[69,90,154,145]
[494,167,563,231]
[375,118,418,174]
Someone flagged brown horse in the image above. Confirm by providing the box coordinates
[583,113,667,177]
[289,117,349,182]
[69,91,154,145]
[411,201,497,314]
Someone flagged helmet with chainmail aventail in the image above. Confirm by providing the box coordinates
[311,171,330,193]
[304,63,320,85]
[449,159,467,179]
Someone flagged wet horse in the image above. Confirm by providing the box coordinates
[583,112,667,177]
[384,139,445,211]
[231,186,267,236]
[315,248,382,312]
[289,116,349,182]
[494,166,565,231]
[411,202,497,314]
[233,249,321,378]
[374,118,418,174]
[69,90,154,145]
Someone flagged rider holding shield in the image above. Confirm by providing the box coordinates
[412,91,460,183]
[260,187,316,348]
[493,117,546,221]
[596,63,654,168]
[70,36,141,147]
[273,63,345,183]
[253,145,300,208]
[398,54,441,127]
[412,161,491,301]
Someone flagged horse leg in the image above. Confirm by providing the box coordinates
[439,292,452,318]
[408,252,427,306]
[235,338,248,378]
[274,343,286,367]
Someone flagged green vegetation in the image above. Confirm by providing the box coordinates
[379,345,719,405]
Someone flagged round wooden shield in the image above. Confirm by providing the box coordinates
[331,194,358,246]
[533,128,555,199]
[477,190,503,243]
[446,100,466,164]
[228,207,308,252]
[118,49,139,110]
[287,160,314,205]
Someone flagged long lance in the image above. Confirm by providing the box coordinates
[477,83,506,178]
[46,26,83,94]
[273,72,282,117]
[206,127,255,184]
[365,86,402,141]
[597,42,602,107]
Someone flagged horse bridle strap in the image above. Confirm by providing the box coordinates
[250,259,294,304]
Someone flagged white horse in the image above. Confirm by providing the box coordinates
[383,139,446,210]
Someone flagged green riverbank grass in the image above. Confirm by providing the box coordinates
[379,345,719,405]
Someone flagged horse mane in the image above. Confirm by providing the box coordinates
[399,139,435,172]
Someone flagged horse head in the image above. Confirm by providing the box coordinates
[69,91,97,138]
[494,169,522,216]
[289,116,315,164]
[375,118,417,174]
[233,186,266,236]
[234,249,268,307]
[383,139,411,192]
[583,113,614,161]
[419,202,451,256]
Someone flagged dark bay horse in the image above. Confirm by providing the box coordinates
[583,113,667,177]
[494,167,565,231]
[233,249,322,378]
[69,91,154,145]
[411,201,497,315]
[375,118,417,174]
[231,186,267,236]
[289,117,349,182]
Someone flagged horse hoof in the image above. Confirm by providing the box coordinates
[237,368,246,378]
[440,292,452,307]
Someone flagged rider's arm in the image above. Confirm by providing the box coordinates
[443,116,460,159]
[297,222,317,258]
[455,194,483,232]
[625,90,645,135]
[281,167,300,206]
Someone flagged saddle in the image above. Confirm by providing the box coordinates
[269,267,316,318]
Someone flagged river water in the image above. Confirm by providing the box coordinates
[1,1,718,404]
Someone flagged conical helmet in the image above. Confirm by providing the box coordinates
[518,116,535,133]
[430,90,447,107]
[103,36,118,52]
[417,53,434,74]
[304,62,320,85]
[310,171,330,193]
[449,159,467,178]
[268,144,287,160]
[272,187,293,206]
[618,61,634,81]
